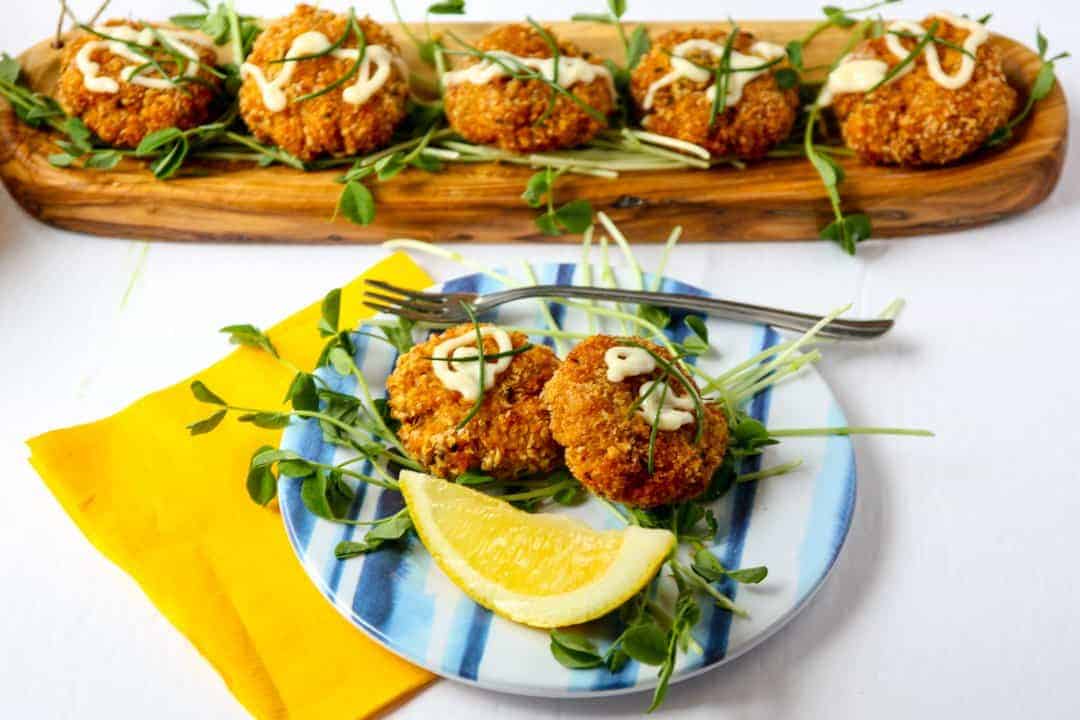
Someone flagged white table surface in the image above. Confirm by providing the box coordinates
[2,1,1078,717]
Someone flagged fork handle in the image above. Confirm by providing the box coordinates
[482,286,892,340]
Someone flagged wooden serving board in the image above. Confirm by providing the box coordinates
[0,20,1067,244]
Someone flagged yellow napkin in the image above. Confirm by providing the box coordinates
[27,252,435,720]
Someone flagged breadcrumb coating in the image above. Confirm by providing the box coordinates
[387,324,563,481]
[442,24,615,152]
[238,4,408,162]
[56,21,221,148]
[630,29,798,159]
[832,16,1019,166]
[542,335,729,508]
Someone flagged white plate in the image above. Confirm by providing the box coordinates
[279,263,855,698]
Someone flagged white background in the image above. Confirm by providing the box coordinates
[2,1,1078,718]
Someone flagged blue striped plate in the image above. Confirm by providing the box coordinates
[279,264,855,699]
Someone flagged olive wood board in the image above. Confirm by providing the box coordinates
[0,20,1067,244]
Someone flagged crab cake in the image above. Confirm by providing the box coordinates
[56,21,222,148]
[239,4,408,161]
[630,29,798,159]
[542,335,728,508]
[828,14,1018,166]
[386,324,563,481]
[442,24,615,152]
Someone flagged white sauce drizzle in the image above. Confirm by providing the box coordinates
[431,327,514,402]
[443,51,616,98]
[76,25,230,94]
[240,31,405,112]
[637,380,696,431]
[817,11,990,106]
[604,346,656,382]
[642,38,782,111]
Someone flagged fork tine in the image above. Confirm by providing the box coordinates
[365,278,447,302]
[363,289,445,310]
[361,301,436,322]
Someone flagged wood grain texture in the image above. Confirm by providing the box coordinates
[0,20,1068,244]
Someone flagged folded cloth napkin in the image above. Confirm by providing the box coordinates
[27,252,435,720]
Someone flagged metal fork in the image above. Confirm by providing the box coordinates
[362,279,893,340]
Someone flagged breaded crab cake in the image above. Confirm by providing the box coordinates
[442,24,616,152]
[239,4,409,161]
[542,335,729,508]
[386,324,563,481]
[827,13,1018,166]
[630,29,798,158]
[56,21,223,148]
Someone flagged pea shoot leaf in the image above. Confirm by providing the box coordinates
[221,323,279,357]
[785,40,804,70]
[237,412,291,429]
[620,621,667,666]
[626,25,651,69]
[728,566,768,584]
[534,211,561,236]
[427,0,466,14]
[692,547,727,582]
[300,468,355,520]
[554,199,594,233]
[637,304,670,332]
[338,181,376,225]
[136,128,184,156]
[187,409,227,435]
[246,445,278,505]
[380,316,416,354]
[549,631,604,669]
[284,372,319,412]
[319,288,341,337]
[47,154,75,168]
[84,151,122,170]
[682,315,709,354]
[0,53,21,83]
[774,67,799,89]
[521,170,551,208]
[608,0,627,18]
[456,470,495,485]
[190,380,226,405]
[335,511,414,558]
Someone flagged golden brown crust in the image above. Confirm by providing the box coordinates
[56,21,220,148]
[386,324,564,481]
[542,335,729,508]
[442,24,615,152]
[629,29,798,159]
[832,17,1019,166]
[238,4,408,161]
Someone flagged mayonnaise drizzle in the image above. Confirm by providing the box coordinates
[431,327,514,402]
[443,51,616,98]
[240,31,406,112]
[817,11,990,106]
[76,25,230,93]
[637,380,696,431]
[642,38,784,111]
[604,346,656,382]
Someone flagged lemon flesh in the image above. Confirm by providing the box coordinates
[399,470,676,628]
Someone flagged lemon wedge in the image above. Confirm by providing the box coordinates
[399,470,676,628]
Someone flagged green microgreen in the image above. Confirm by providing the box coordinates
[295,14,368,103]
[443,31,609,124]
[786,0,900,71]
[804,105,870,255]
[523,166,595,236]
[987,29,1069,147]
[866,20,941,93]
